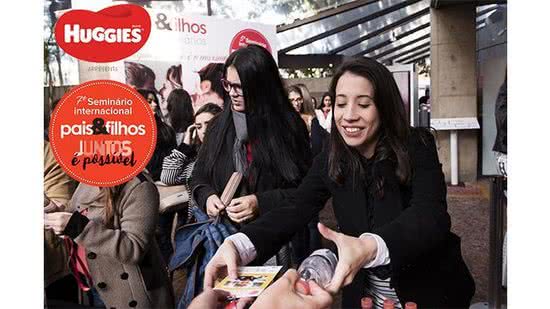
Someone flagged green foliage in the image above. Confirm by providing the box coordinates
[280,67,334,79]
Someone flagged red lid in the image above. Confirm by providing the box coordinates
[361,297,373,308]
[383,299,395,309]
[224,300,238,309]
[405,302,417,309]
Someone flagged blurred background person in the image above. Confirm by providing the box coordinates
[125,61,157,93]
[296,83,316,122]
[315,92,333,133]
[288,85,315,132]
[288,86,328,259]
[193,63,225,110]
[137,88,163,119]
[165,88,195,146]
[159,64,184,120]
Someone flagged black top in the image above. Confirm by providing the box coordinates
[240,129,475,308]
[190,113,311,216]
[310,117,329,157]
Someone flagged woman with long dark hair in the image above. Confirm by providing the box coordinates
[137,88,163,119]
[203,57,475,309]
[315,92,334,133]
[166,88,194,145]
[191,45,311,224]
[44,177,174,308]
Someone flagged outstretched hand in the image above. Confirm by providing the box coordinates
[317,223,378,294]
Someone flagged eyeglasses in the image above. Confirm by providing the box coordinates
[221,78,243,96]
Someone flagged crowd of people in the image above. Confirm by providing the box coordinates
[44,44,474,309]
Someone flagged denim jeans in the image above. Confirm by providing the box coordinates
[157,209,188,264]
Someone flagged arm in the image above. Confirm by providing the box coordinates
[65,182,160,265]
[373,129,451,273]
[190,146,218,210]
[255,188,297,215]
[160,145,196,185]
[240,152,331,263]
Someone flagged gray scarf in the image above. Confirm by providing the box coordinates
[232,109,249,175]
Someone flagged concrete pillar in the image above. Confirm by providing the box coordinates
[431,4,478,183]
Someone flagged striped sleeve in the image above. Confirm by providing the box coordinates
[160,149,188,185]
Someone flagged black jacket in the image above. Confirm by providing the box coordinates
[240,129,475,308]
[190,113,311,216]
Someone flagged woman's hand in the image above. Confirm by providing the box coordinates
[44,212,73,235]
[251,269,333,309]
[206,194,226,217]
[204,239,242,289]
[317,223,378,294]
[183,123,197,145]
[226,195,259,223]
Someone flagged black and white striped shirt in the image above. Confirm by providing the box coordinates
[366,272,402,309]
[160,145,198,221]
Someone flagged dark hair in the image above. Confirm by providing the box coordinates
[136,88,163,119]
[125,61,156,92]
[166,89,194,133]
[319,92,334,109]
[166,64,183,88]
[137,89,158,104]
[295,84,316,116]
[198,45,311,186]
[188,103,223,145]
[198,63,225,99]
[328,57,411,197]
[195,102,223,117]
[287,85,307,114]
[147,114,177,181]
[287,85,302,98]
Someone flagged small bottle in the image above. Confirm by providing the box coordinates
[297,249,338,288]
[405,302,417,309]
[383,299,395,309]
[361,297,374,309]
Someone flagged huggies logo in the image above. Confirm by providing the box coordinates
[63,25,143,43]
[55,4,151,62]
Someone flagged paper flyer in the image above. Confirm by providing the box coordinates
[214,266,283,298]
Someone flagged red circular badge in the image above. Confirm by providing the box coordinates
[229,29,272,54]
[49,80,157,186]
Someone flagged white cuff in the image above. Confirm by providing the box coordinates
[359,233,391,268]
[226,233,257,265]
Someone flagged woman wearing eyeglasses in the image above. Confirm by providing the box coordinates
[191,44,311,228]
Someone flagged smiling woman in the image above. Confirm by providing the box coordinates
[333,73,381,156]
[204,57,476,309]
